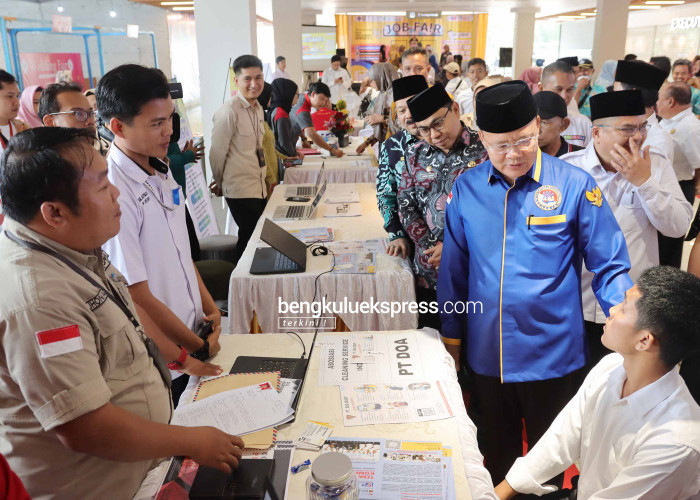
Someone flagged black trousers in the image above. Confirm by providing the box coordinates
[583,321,612,375]
[469,367,583,485]
[658,179,695,268]
[415,286,441,332]
[225,198,267,263]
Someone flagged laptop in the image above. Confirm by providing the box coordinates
[272,181,327,221]
[285,162,325,197]
[249,219,307,275]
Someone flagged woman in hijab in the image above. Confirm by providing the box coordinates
[519,67,541,94]
[357,62,398,153]
[254,82,284,194]
[593,60,617,94]
[268,78,301,158]
[17,85,43,128]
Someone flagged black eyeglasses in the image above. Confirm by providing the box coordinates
[47,109,95,122]
[416,107,452,137]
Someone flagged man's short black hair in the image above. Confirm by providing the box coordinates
[650,56,672,77]
[542,61,574,81]
[38,82,84,120]
[635,266,700,368]
[331,55,341,64]
[615,81,658,108]
[232,54,263,75]
[0,69,16,91]
[96,64,169,124]
[664,81,692,105]
[673,58,693,73]
[275,56,285,64]
[467,58,486,69]
[308,81,331,98]
[0,127,95,224]
[402,47,428,64]
[624,54,638,61]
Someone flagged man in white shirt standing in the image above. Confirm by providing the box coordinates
[98,64,223,404]
[656,81,700,268]
[495,265,700,499]
[270,56,291,82]
[209,55,268,262]
[443,62,469,100]
[539,61,592,148]
[612,59,675,164]
[562,89,691,368]
[321,55,351,106]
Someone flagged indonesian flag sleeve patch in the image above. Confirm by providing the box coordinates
[36,325,83,359]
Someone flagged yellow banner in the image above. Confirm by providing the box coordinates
[346,14,488,80]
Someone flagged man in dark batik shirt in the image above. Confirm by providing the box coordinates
[376,76,428,258]
[398,83,488,330]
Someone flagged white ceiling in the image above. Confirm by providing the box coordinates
[300,0,597,18]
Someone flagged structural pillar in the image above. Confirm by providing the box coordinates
[194,0,257,168]
[592,0,630,70]
[272,0,303,86]
[511,6,539,79]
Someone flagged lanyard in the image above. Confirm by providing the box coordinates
[4,231,172,389]
[0,121,14,150]
[245,104,261,148]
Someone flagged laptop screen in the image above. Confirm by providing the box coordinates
[310,180,327,210]
[312,161,325,193]
[259,219,308,266]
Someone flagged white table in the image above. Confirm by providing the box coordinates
[227,183,417,334]
[283,156,378,185]
[136,330,498,500]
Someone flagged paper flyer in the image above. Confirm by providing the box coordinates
[319,438,454,499]
[340,380,454,426]
[333,252,376,274]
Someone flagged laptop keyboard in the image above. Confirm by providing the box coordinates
[275,251,297,271]
[285,205,306,219]
[244,359,300,379]
[296,186,314,196]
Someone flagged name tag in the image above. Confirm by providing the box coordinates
[172,188,180,206]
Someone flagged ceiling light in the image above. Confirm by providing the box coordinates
[645,1,685,4]
[161,1,193,5]
[345,12,406,16]
[558,15,585,19]
[172,6,194,10]
[109,10,117,17]
[57,5,64,12]
[630,5,661,9]
[581,12,596,16]
[442,11,475,15]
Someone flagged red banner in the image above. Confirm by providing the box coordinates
[19,52,85,88]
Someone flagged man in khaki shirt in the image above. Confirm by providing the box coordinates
[0,127,244,499]
[209,54,268,261]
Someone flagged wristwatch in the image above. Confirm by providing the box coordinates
[167,346,188,370]
[191,338,210,361]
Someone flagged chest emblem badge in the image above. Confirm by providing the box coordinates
[534,185,562,211]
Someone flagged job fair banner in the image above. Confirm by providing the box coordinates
[346,13,488,80]
[19,52,85,88]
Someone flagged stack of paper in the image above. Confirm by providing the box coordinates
[324,203,362,217]
[324,186,360,204]
[173,375,295,442]
[295,421,334,451]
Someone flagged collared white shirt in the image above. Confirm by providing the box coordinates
[644,112,675,164]
[562,112,592,147]
[445,76,470,100]
[103,145,203,332]
[209,91,267,199]
[562,143,692,323]
[270,69,291,82]
[321,66,351,104]
[659,107,700,181]
[506,354,700,499]
[457,87,475,116]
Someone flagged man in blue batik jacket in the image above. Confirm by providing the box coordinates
[437,81,633,485]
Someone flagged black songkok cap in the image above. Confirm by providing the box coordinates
[533,91,568,119]
[615,60,668,91]
[392,75,429,102]
[590,89,646,122]
[557,56,579,67]
[407,83,452,122]
[475,80,538,133]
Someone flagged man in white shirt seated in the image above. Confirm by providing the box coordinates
[495,266,700,499]
[270,56,291,82]
[539,61,592,148]
[321,55,351,105]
